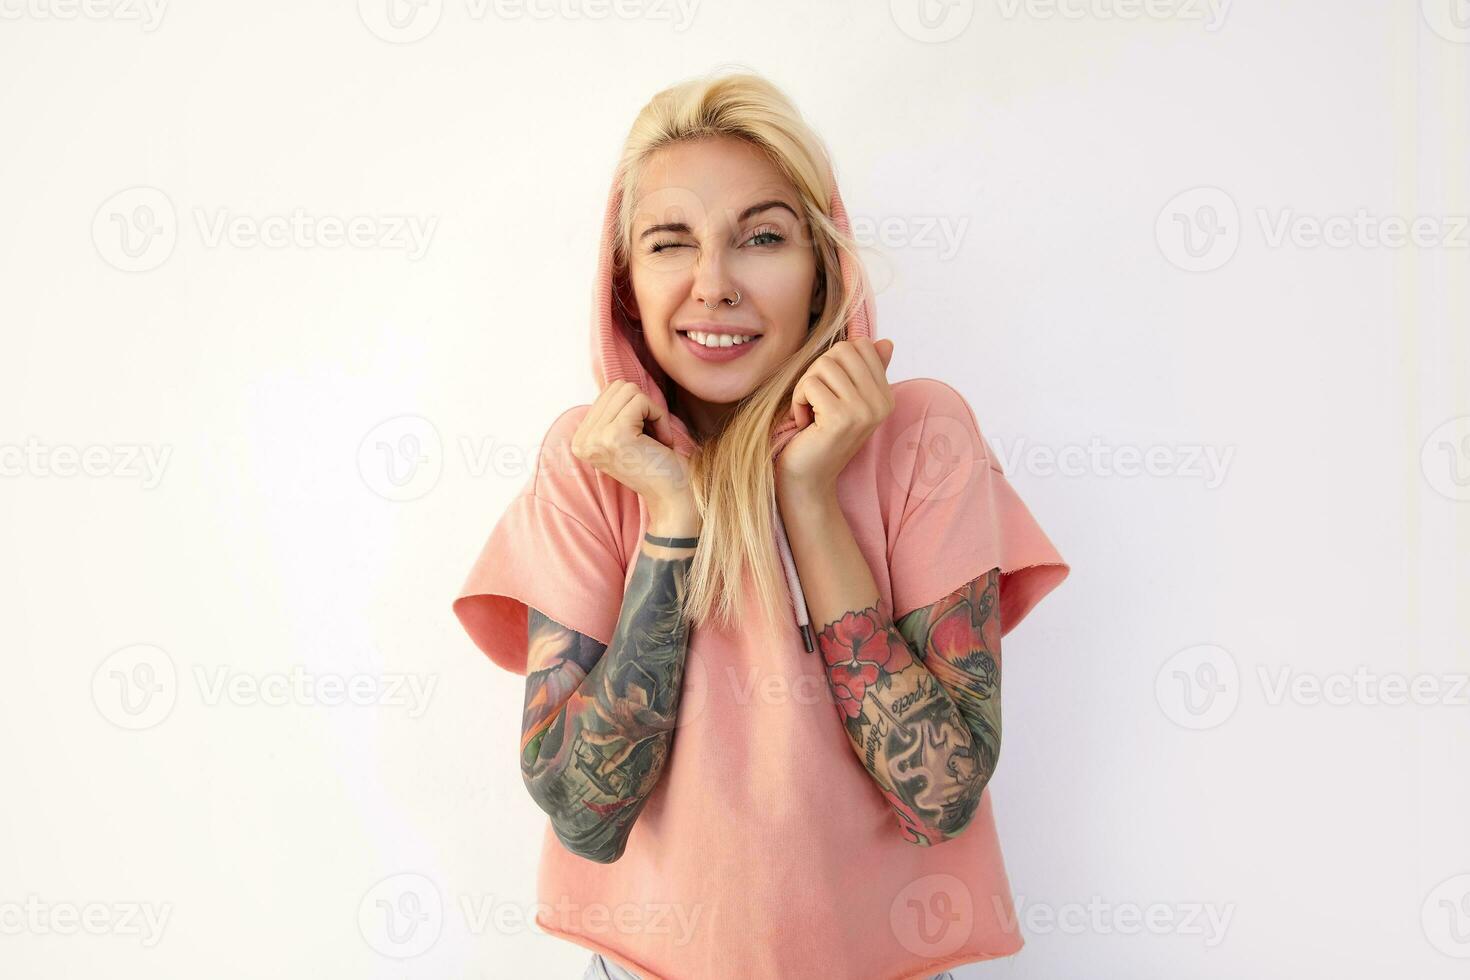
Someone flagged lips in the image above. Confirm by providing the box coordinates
[677,328,764,362]
[678,328,762,346]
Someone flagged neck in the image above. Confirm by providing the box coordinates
[670,386,737,443]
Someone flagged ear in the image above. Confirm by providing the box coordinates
[810,268,826,318]
[616,274,641,322]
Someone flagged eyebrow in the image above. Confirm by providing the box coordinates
[637,199,800,241]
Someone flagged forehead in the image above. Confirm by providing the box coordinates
[632,136,800,227]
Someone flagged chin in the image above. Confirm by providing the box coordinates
[672,371,762,406]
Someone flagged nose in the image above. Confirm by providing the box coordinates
[690,248,739,310]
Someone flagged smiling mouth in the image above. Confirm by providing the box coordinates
[676,329,764,349]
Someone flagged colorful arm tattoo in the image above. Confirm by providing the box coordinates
[893,569,1003,786]
[520,542,695,864]
[817,569,1003,846]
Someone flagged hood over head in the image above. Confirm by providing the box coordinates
[589,161,876,459]
[587,155,874,652]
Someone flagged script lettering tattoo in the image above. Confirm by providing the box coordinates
[817,597,989,846]
[520,546,694,864]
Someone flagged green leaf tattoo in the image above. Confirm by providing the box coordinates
[520,544,695,864]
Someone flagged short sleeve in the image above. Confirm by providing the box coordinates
[886,380,1070,636]
[451,406,628,676]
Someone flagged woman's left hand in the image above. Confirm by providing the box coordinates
[776,337,896,496]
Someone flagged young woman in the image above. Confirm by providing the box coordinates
[453,70,1070,980]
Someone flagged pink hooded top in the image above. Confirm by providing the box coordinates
[452,160,1071,980]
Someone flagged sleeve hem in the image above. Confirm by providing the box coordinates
[451,491,625,676]
[891,558,1070,637]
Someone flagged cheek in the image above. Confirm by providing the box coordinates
[747,256,817,341]
[628,268,681,348]
[748,248,816,307]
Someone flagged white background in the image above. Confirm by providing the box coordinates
[1,1,1467,977]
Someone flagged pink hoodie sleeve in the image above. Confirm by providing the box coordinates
[887,380,1070,636]
[452,406,628,676]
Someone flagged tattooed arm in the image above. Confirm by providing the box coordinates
[776,483,991,846]
[520,517,699,864]
[894,569,1003,807]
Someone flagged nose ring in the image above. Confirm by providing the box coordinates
[703,289,741,311]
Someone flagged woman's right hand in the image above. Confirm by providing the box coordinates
[572,381,697,523]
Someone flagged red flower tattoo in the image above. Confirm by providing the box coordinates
[818,607,915,720]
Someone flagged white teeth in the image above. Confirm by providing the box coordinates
[687,330,757,348]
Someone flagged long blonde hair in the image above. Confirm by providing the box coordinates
[610,68,871,638]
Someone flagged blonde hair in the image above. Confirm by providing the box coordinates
[610,68,870,638]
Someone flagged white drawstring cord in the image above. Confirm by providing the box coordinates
[770,487,814,653]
